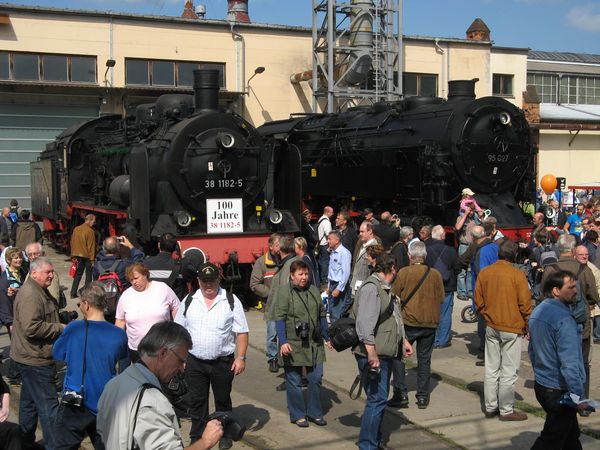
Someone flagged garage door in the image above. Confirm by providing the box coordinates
[0,103,99,209]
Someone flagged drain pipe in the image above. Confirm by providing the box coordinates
[230,23,245,95]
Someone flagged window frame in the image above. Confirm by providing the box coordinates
[126,58,226,88]
[402,72,438,97]
[0,51,97,84]
[492,73,514,97]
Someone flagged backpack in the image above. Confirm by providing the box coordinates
[97,261,123,316]
[329,279,396,352]
[532,246,559,302]
[182,288,235,316]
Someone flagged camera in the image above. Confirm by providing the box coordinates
[59,310,78,324]
[208,411,246,441]
[166,372,188,397]
[367,366,381,381]
[117,236,125,243]
[61,390,84,407]
[295,322,310,340]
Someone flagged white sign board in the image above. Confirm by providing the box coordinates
[206,198,243,234]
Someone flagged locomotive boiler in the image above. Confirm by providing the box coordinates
[259,79,536,233]
[31,70,300,275]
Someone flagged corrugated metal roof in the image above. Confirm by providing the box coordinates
[529,50,600,64]
[540,104,600,122]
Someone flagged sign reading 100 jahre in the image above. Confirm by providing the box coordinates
[206,198,243,234]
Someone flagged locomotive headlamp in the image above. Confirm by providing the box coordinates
[217,132,236,149]
[267,209,283,225]
[497,112,511,126]
[175,211,193,228]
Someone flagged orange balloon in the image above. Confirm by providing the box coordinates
[541,174,557,194]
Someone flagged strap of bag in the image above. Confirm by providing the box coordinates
[130,382,161,450]
[183,289,234,317]
[400,266,431,310]
[80,319,89,394]
[349,363,372,400]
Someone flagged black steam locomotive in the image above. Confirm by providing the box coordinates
[31,70,300,272]
[259,79,536,235]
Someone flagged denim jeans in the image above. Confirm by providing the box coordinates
[593,316,600,342]
[284,364,324,422]
[457,243,472,298]
[434,292,454,347]
[392,326,436,399]
[16,362,59,449]
[356,356,393,450]
[266,320,278,362]
[318,245,329,285]
[327,285,351,322]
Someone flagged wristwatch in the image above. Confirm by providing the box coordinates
[237,355,247,361]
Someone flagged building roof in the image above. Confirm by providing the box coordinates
[529,50,600,65]
[540,104,600,123]
[466,18,490,33]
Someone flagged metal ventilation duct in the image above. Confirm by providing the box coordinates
[342,0,374,85]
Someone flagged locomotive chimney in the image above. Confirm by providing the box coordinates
[193,69,220,112]
[447,79,478,102]
[227,0,250,23]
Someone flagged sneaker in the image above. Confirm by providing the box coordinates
[387,393,409,408]
[255,301,263,311]
[417,397,429,409]
[268,359,279,373]
[499,411,528,421]
[219,438,233,450]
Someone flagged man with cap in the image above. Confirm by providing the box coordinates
[175,262,249,450]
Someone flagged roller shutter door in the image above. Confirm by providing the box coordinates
[0,103,99,209]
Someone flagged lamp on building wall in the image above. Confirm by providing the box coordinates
[246,66,265,94]
[103,59,116,87]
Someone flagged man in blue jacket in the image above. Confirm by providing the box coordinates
[529,269,590,449]
[53,282,128,449]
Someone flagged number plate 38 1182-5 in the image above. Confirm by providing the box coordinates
[204,179,244,189]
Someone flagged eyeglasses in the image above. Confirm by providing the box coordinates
[27,251,42,257]
[169,348,188,365]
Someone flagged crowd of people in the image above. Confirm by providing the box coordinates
[0,189,598,450]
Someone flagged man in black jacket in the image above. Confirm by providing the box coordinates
[427,225,457,348]
[373,212,400,250]
[145,233,195,300]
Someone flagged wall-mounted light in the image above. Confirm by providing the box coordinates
[246,66,265,94]
[103,59,116,87]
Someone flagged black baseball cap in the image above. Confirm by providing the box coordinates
[198,262,220,281]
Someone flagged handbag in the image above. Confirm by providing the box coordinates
[69,258,78,278]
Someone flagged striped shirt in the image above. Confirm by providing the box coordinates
[174,287,249,360]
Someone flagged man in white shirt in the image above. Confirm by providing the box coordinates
[317,206,334,286]
[175,262,249,450]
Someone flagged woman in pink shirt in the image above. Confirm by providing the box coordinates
[115,263,180,362]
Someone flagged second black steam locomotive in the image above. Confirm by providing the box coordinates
[259,79,536,236]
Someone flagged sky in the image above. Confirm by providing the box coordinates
[4,0,600,54]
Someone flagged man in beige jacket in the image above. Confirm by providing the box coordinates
[70,214,96,298]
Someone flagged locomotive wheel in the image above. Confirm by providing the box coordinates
[461,305,478,323]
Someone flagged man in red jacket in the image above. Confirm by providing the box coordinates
[474,239,532,421]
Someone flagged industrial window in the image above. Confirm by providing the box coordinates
[559,75,600,105]
[0,52,97,83]
[152,61,175,86]
[126,59,149,85]
[403,73,437,96]
[43,55,68,81]
[71,56,97,83]
[0,52,8,79]
[13,53,39,80]
[493,74,513,96]
[527,73,557,103]
[126,59,225,88]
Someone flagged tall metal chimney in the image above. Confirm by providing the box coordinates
[227,0,250,23]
